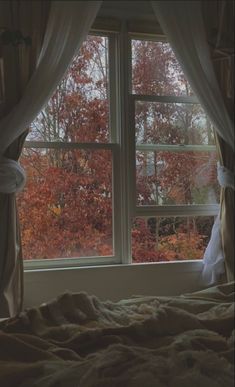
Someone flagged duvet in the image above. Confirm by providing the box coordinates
[0,282,234,387]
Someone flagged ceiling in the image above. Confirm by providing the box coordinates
[98,1,156,21]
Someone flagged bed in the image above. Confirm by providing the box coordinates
[0,282,234,387]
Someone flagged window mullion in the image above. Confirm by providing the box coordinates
[109,33,122,263]
[24,141,115,150]
[131,94,199,104]
[109,34,118,143]
[136,144,216,152]
[136,204,219,217]
[118,22,134,264]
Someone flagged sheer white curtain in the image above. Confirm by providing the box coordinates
[151,1,234,283]
[0,0,102,317]
[0,0,102,193]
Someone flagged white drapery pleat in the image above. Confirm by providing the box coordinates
[0,0,102,193]
[151,0,234,284]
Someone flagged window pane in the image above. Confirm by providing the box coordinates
[135,101,214,146]
[18,148,113,259]
[132,40,194,96]
[132,216,214,262]
[29,36,110,143]
[136,150,219,205]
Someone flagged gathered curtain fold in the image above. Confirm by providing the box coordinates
[151,0,234,284]
[215,136,234,282]
[202,0,234,284]
[204,0,234,282]
[0,0,102,155]
[0,0,51,318]
[0,0,102,317]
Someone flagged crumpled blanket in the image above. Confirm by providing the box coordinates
[0,282,234,387]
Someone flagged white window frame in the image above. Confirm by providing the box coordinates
[24,31,124,269]
[23,23,219,271]
[128,32,219,251]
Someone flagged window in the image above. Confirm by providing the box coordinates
[18,27,219,269]
[130,39,219,263]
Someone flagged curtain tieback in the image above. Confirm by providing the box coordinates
[0,156,26,193]
[217,162,235,190]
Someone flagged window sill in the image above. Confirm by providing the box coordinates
[24,260,205,309]
[24,259,203,273]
